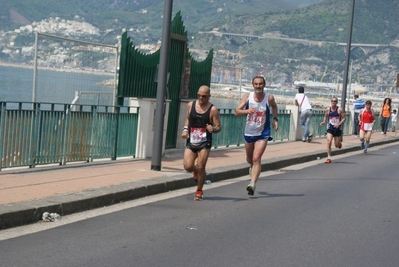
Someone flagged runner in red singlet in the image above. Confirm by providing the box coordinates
[358,100,375,153]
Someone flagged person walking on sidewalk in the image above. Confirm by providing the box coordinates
[358,100,375,154]
[181,85,221,201]
[352,94,365,136]
[294,86,313,142]
[391,109,397,132]
[380,97,391,135]
[320,97,346,164]
[235,76,278,196]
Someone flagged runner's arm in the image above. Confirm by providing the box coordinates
[320,108,329,126]
[210,106,221,133]
[234,93,251,116]
[338,108,346,126]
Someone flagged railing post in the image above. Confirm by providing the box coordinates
[89,105,97,162]
[60,104,70,165]
[0,102,5,171]
[29,103,41,168]
[113,106,120,160]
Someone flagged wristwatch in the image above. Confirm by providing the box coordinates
[273,117,278,122]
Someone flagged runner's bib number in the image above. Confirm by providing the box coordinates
[329,117,340,126]
[247,111,264,127]
[190,128,207,143]
[364,123,373,131]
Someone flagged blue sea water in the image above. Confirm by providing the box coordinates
[0,65,114,104]
[0,65,298,109]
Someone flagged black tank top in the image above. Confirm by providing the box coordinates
[188,101,213,144]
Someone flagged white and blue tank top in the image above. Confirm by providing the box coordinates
[244,92,271,136]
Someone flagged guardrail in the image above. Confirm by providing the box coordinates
[0,102,139,170]
[2,102,382,171]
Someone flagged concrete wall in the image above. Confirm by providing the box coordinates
[129,98,170,158]
[285,105,301,141]
[176,99,190,149]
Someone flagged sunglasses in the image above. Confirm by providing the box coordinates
[198,94,209,98]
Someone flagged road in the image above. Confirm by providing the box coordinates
[1,144,399,267]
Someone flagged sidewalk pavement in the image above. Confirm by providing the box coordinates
[1,132,398,230]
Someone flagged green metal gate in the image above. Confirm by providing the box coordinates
[117,11,213,149]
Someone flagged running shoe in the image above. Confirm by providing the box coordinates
[193,172,198,184]
[307,134,313,142]
[194,190,203,201]
[246,184,255,196]
[325,159,332,164]
[364,149,368,154]
[337,143,342,149]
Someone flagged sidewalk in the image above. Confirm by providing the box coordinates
[1,133,398,230]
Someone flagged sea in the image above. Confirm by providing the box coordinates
[0,65,319,109]
[0,65,115,105]
[0,65,243,108]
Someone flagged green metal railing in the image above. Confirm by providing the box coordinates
[310,110,351,137]
[1,102,374,171]
[212,109,292,148]
[0,102,139,170]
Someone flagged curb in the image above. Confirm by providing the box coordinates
[1,138,398,230]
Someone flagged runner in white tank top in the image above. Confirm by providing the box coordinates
[244,91,271,137]
[235,76,278,196]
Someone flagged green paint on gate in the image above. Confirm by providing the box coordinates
[117,11,213,149]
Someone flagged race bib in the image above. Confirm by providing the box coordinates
[247,111,265,127]
[364,123,373,131]
[329,117,340,126]
[190,127,207,144]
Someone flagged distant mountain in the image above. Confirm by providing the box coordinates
[0,0,323,35]
[190,0,399,88]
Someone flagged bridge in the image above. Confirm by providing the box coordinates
[199,30,391,55]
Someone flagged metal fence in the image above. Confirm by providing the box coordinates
[0,102,139,170]
[1,102,382,171]
[212,109,292,148]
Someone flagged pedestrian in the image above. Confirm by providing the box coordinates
[319,97,346,164]
[181,85,221,201]
[391,109,397,132]
[234,76,278,196]
[352,94,365,136]
[358,100,375,153]
[294,86,313,142]
[380,97,391,135]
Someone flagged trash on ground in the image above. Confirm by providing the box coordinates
[42,212,62,222]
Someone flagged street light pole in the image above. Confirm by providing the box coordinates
[341,0,356,140]
[151,0,173,171]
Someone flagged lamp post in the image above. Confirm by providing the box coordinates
[151,0,173,171]
[341,0,356,140]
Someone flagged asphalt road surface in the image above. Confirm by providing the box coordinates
[1,144,399,267]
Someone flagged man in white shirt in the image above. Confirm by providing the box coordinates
[295,86,313,142]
